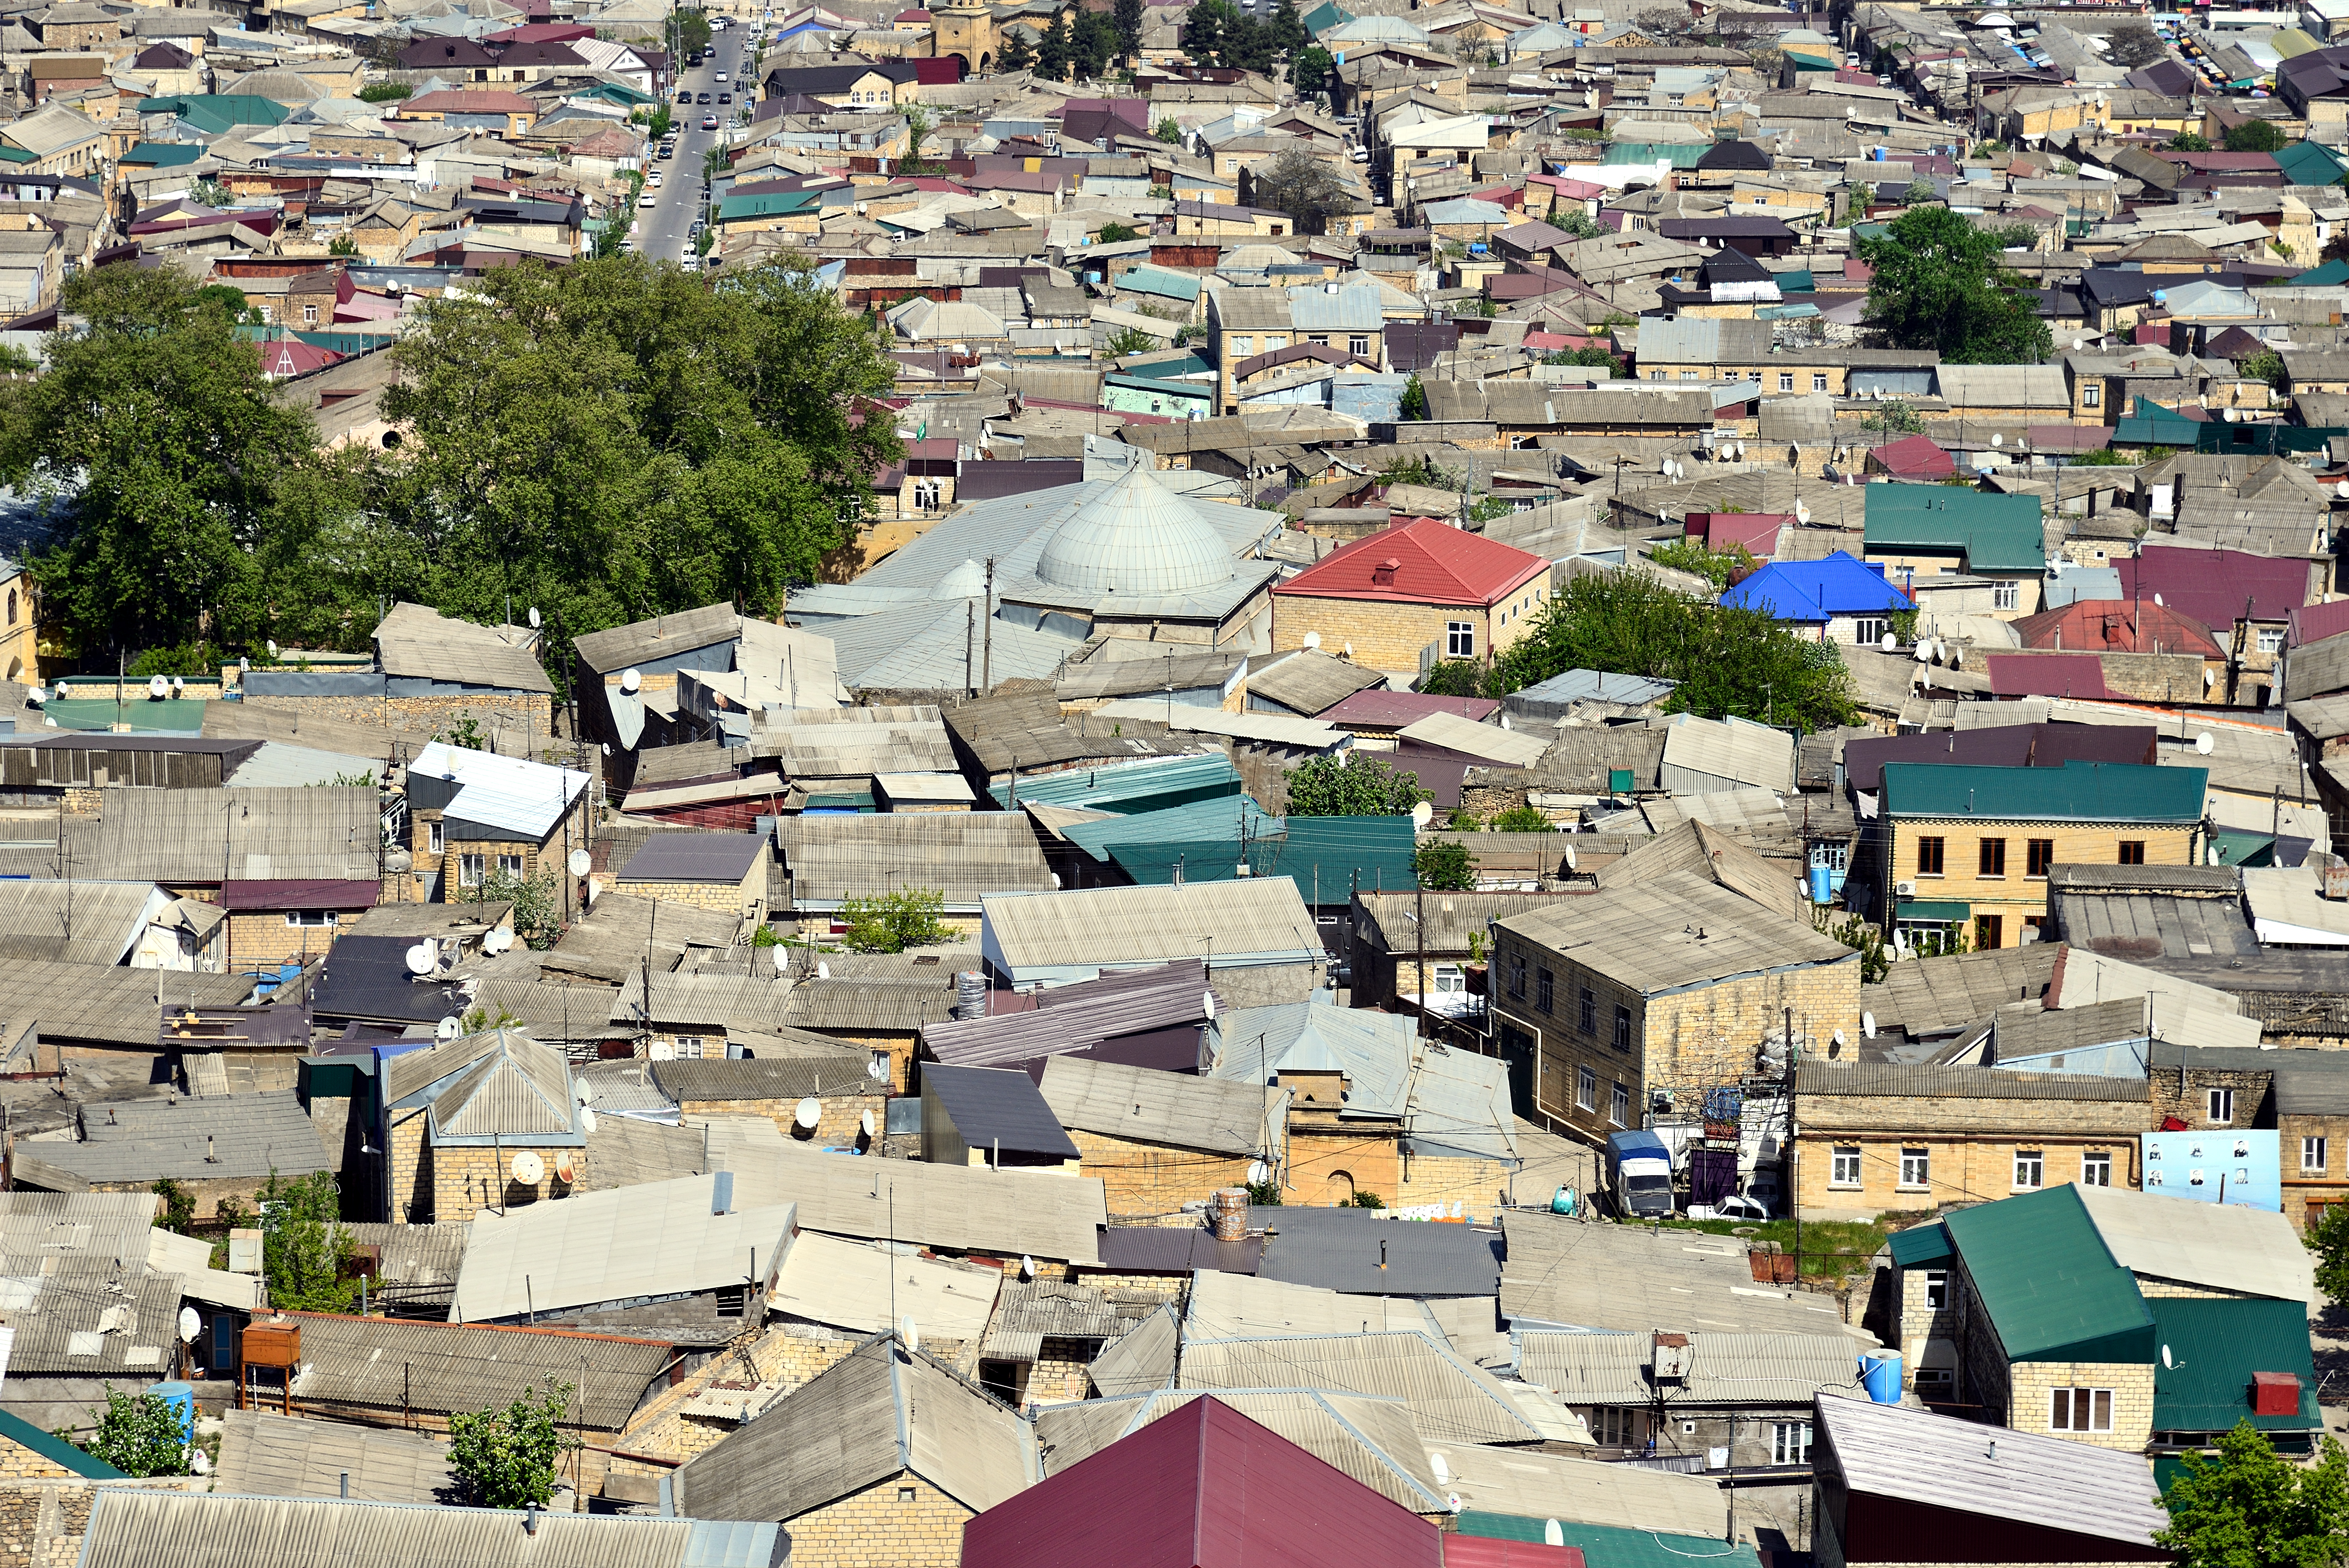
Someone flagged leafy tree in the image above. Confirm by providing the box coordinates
[1250,148,1347,233]
[2309,1199,2349,1303]
[2157,1420,2349,1568]
[675,7,712,55]
[357,82,411,102]
[260,1169,356,1313]
[1544,345,1620,373]
[75,1388,188,1477]
[1247,1179,1281,1204]
[1399,373,1429,421]
[901,103,932,171]
[1098,219,1142,243]
[996,25,1034,69]
[1380,454,1456,488]
[1815,910,1889,984]
[1492,804,1551,833]
[449,1383,581,1509]
[1290,43,1334,94]
[1267,0,1307,54]
[1413,837,1476,891]
[1647,536,1755,588]
[1104,326,1159,356]
[2225,119,2286,153]
[1446,806,1481,830]
[2242,348,2286,389]
[1420,657,1488,697]
[1347,1189,1387,1209]
[152,1179,195,1235]
[1286,754,1427,816]
[1857,206,2053,365]
[1490,567,1857,730]
[841,887,950,952]
[1631,6,1690,40]
[1073,10,1120,77]
[1114,0,1145,60]
[1860,398,1925,435]
[1035,13,1073,80]
[2169,130,2212,151]
[1155,115,1182,143]
[2106,21,2168,67]
[328,233,359,256]
[480,866,564,949]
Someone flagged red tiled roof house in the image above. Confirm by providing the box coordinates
[1270,518,1550,673]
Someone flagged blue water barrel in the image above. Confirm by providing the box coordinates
[1810,865,1833,904]
[1858,1354,1903,1403]
[146,1381,195,1444]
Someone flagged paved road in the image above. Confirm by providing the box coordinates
[635,29,756,265]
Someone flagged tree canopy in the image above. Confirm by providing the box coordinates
[2157,1421,2349,1568]
[1855,206,2054,365]
[1286,754,1427,816]
[449,1383,580,1509]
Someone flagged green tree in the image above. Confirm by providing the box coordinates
[327,233,358,256]
[1857,205,2054,364]
[1815,909,1889,984]
[1035,13,1073,79]
[75,1388,188,1478]
[260,1169,356,1313]
[2241,347,2286,389]
[2067,445,2133,466]
[840,887,950,952]
[1155,115,1182,143]
[2106,21,2168,67]
[1267,0,1307,53]
[1104,326,1159,356]
[152,1179,195,1235]
[1861,398,1925,435]
[1647,536,1754,588]
[1419,658,1488,697]
[1285,754,1427,816]
[2308,1199,2349,1302]
[901,103,932,171]
[479,866,564,949]
[1097,219,1141,243]
[1347,1189,1386,1209]
[997,26,1034,69]
[1398,373,1429,421]
[357,82,411,102]
[1249,148,1345,233]
[1073,9,1120,77]
[675,7,712,54]
[1492,804,1551,832]
[449,1383,581,1509]
[1290,43,1334,95]
[2225,119,2286,153]
[2157,1420,2349,1568]
[2169,130,2212,151]
[1413,837,1476,891]
[1113,0,1145,59]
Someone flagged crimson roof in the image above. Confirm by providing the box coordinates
[959,1396,1442,1568]
[1869,433,1955,480]
[1983,652,2115,700]
[2118,545,2311,631]
[1273,518,1548,607]
[1442,1541,1586,1568]
[2292,598,2349,647]
[2010,598,2222,658]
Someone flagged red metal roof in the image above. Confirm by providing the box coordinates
[218,879,382,912]
[1983,652,2114,700]
[2010,599,2222,658]
[959,1396,1442,1568]
[1686,510,1790,556]
[1273,518,1548,608]
[2291,597,2349,647]
[1442,1540,1586,1568]
[1866,434,1954,481]
[2119,544,2313,631]
[1319,689,1501,730]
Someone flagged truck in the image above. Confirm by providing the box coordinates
[1604,1130,1675,1219]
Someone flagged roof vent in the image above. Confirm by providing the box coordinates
[711,1170,735,1215]
[1371,556,1401,586]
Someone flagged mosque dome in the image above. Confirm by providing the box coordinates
[1032,465,1233,596]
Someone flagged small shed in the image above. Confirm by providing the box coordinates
[921,1062,1081,1170]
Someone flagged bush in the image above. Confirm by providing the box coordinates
[1419,658,1488,698]
[1346,1190,1386,1209]
[1490,804,1550,833]
[358,82,412,102]
[260,1169,355,1313]
[1413,837,1476,891]
[1446,806,1482,831]
[75,1388,187,1477]
[152,1179,195,1235]
[1287,754,1426,816]
[840,887,950,953]
[1246,1180,1281,1205]
[449,1383,579,1509]
[479,866,563,950]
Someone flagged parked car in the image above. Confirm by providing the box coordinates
[647,171,663,186]
[638,193,658,208]
[658,144,675,159]
[700,114,718,129]
[676,88,692,102]
[716,92,731,103]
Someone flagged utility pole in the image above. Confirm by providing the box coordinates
[1787,1003,1800,1283]
[980,556,994,693]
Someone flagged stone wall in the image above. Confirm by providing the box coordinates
[783,1473,971,1568]
[1064,1127,1256,1219]
[0,1481,95,1568]
[1394,1151,1517,1221]
[241,691,553,735]
[0,1439,75,1484]
[2005,1359,2155,1452]
[675,1093,885,1152]
[428,1138,579,1224]
[227,912,348,970]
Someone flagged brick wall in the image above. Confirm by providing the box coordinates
[2151,1063,2271,1131]
[428,1139,580,1224]
[610,871,762,915]
[1064,1127,1257,1219]
[2005,1360,2155,1452]
[1885,820,2196,943]
[2281,1109,2349,1233]
[1027,1340,1091,1403]
[227,912,349,969]
[675,1093,885,1151]
[0,1440,75,1484]
[242,691,553,734]
[1395,1151,1516,1221]
[1269,590,1538,673]
[1892,1263,1958,1397]
[610,1324,860,1475]
[1795,1133,2134,1219]
[783,1472,971,1568]
[1283,1123,1400,1208]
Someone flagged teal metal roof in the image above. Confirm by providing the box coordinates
[1887,1221,1952,1267]
[0,1408,126,1479]
[139,94,294,130]
[2151,1296,2320,1438]
[1880,759,2207,826]
[2113,394,2202,448]
[1942,1185,2155,1363]
[2208,829,2276,868]
[1111,352,1214,385]
[1458,1514,1763,1568]
[1061,794,1276,876]
[120,141,205,167]
[992,753,1242,814]
[1604,142,1710,169]
[1863,486,2046,574]
[1251,814,1417,906]
[1116,264,1201,303]
[2276,140,2347,189]
[2289,257,2349,288]
[41,696,207,733]
[717,189,820,222]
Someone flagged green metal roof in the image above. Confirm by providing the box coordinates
[0,1408,126,1479]
[1457,1514,1763,1568]
[2275,140,2347,189]
[1864,486,2045,574]
[991,754,1243,815]
[42,696,207,733]
[1116,264,1201,303]
[717,190,821,222]
[2151,1297,2320,1438]
[2208,829,2276,868]
[1253,814,1417,905]
[120,141,206,167]
[1887,1221,1953,1267]
[2113,394,2202,448]
[139,94,294,131]
[1061,794,1277,878]
[1880,759,2207,826]
[1942,1185,2155,1363]
[2289,257,2349,288]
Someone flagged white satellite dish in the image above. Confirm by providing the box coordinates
[1545,1523,1565,1549]
[147,675,168,698]
[1019,1254,1035,1279]
[1880,633,1897,653]
[24,687,42,706]
[1500,715,1512,730]
[620,668,643,694]
[266,640,278,658]
[860,1108,876,1138]
[1990,433,2002,448]
[528,606,542,629]
[2154,593,2164,607]
[1862,1011,1876,1039]
[1795,500,1811,524]
[902,1316,920,1353]
[1832,1028,1847,1048]
[1563,844,1577,871]
[436,1015,462,1041]
[1411,800,1433,829]
[576,1081,596,1104]
[2161,1344,2174,1370]
[1430,1452,1451,1485]
[406,943,437,976]
[1203,989,1218,1019]
[485,928,513,954]
[772,944,788,974]
[52,680,67,698]
[2195,732,2214,755]
[178,1306,200,1342]
[1914,640,1932,663]
[1247,1159,1270,1185]
[816,960,831,981]
[1302,631,1322,649]
[579,1107,599,1135]
[1932,638,1948,662]
[568,848,593,877]
[2337,481,2349,501]
[794,1097,822,1130]
[511,1150,545,1185]
[2206,668,2217,688]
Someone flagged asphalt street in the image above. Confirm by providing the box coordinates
[635,26,755,265]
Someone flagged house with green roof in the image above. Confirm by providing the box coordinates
[0,1407,128,1479]
[137,95,295,137]
[1877,759,2206,951]
[1862,486,2047,617]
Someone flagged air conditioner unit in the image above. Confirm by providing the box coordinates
[1894,880,1918,898]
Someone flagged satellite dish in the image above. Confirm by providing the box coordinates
[568,848,593,877]
[773,944,788,974]
[1500,715,1512,730]
[1795,500,1811,524]
[488,928,515,954]
[178,1306,200,1342]
[576,1081,596,1104]
[1880,633,1897,653]
[171,676,184,694]
[620,668,643,694]
[1431,1452,1451,1484]
[1020,1254,1035,1279]
[1411,800,1433,829]
[1302,631,1322,649]
[2161,1344,2174,1369]
[2195,732,2214,755]
[23,686,41,706]
[1914,641,1932,663]
[1833,1029,1847,1047]
[1862,1011,1876,1039]
[2337,482,2349,501]
[867,1055,888,1083]
[511,1150,545,1185]
[795,1097,822,1130]
[2154,593,2164,608]
[1247,1159,1270,1185]
[2206,668,2217,688]
[861,1108,876,1138]
[436,1015,462,1041]
[1563,844,1577,871]
[528,606,541,629]
[554,1157,576,1183]
[52,680,67,698]
[816,960,831,981]
[1203,989,1218,1019]
[266,640,278,658]
[1932,638,1948,661]
[406,943,437,976]
[579,1107,598,1135]
[147,675,168,698]
[1546,1523,1565,1549]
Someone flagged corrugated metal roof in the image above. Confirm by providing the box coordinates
[71,785,381,883]
[1501,1212,1864,1339]
[0,1262,182,1376]
[41,1090,332,1183]
[427,1032,580,1142]
[0,1190,158,1260]
[726,1137,1107,1263]
[2151,1296,2319,1435]
[1395,711,1549,768]
[225,742,384,789]
[453,1176,793,1322]
[1040,1054,1278,1157]
[573,602,742,674]
[1247,649,1388,717]
[779,812,1052,908]
[1870,944,2056,1035]
[1253,1208,1502,1297]
[1088,1302,1180,1395]
[413,743,591,842]
[924,1063,1081,1159]
[1659,714,1795,793]
[1498,871,1851,996]
[376,601,554,693]
[212,1408,455,1504]
[1792,1060,2148,1102]
[284,1311,674,1431]
[759,704,957,779]
[2072,1183,2316,1309]
[983,1277,1161,1360]
[1180,1331,1541,1445]
[1518,1329,1865,1406]
[1442,1447,1731,1540]
[1813,1395,2165,1547]
[982,879,1318,975]
[985,752,1243,813]
[1941,1185,2154,1363]
[765,1229,1000,1339]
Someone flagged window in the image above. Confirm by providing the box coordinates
[427,820,444,854]
[2208,1087,2235,1123]
[1589,1406,1637,1447]
[1975,913,2003,951]
[1778,372,1793,392]
[2307,1136,2329,1173]
[1348,334,1371,357]
[1536,967,1554,1014]
[1576,1065,1596,1112]
[1900,1147,1930,1188]
[1812,373,1828,392]
[1507,953,1526,999]
[2048,1388,2113,1433]
[673,1035,705,1058]
[2082,1149,2112,1187]
[1306,334,1328,348]
[713,1284,747,1317]
[1831,1146,1861,1187]
[1853,617,1888,647]
[2259,625,2286,654]
[284,911,337,928]
[1746,370,1762,383]
[2118,840,2146,865]
[1677,370,1699,381]
[2027,838,2054,878]
[1446,621,1474,657]
[1613,1003,1631,1052]
[1993,581,2020,611]
[1432,963,1466,994]
[1770,1422,1812,1465]
[2083,383,2101,408]
[458,853,485,888]
[1916,836,1944,876]
[1231,334,1254,355]
[1978,837,2006,877]
[302,304,318,325]
[8,589,17,625]
[1924,1269,1948,1310]
[1579,986,1596,1033]
[2014,1149,2044,1188]
[497,853,524,878]
[1610,1081,1629,1126]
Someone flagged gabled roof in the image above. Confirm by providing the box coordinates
[2011,598,2223,658]
[425,1028,579,1144]
[410,742,589,841]
[374,602,552,692]
[1880,759,2206,825]
[452,1174,794,1322]
[1982,652,2115,700]
[1718,551,1910,620]
[1040,1054,1280,1158]
[1941,1184,2155,1363]
[2071,1182,2317,1309]
[2119,543,2311,629]
[1273,518,1548,608]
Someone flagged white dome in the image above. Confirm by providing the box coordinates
[934,558,988,599]
[1033,467,1233,596]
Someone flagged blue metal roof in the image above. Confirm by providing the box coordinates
[992,752,1243,814]
[1718,550,1911,621]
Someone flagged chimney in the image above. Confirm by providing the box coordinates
[711,1171,734,1215]
[523,1504,541,1536]
[1371,557,1401,587]
[339,1472,350,1499]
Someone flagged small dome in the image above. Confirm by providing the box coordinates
[934,558,988,599]
[1034,467,1233,596]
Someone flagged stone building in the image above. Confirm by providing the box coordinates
[1268,516,1550,674]
[376,1028,587,1224]
[401,742,593,912]
[608,830,769,919]
[237,600,555,739]
[1037,1054,1286,1218]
